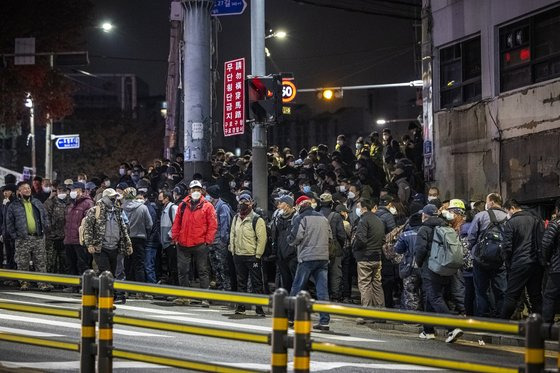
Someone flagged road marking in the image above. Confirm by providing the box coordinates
[0,361,167,370]
[155,315,385,343]
[2,292,81,303]
[0,326,64,338]
[0,314,170,338]
[220,362,441,371]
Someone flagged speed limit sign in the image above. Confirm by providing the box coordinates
[282,80,297,103]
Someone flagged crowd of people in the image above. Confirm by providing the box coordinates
[1,124,560,341]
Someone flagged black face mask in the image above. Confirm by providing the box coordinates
[239,204,250,214]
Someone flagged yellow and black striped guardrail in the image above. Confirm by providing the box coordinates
[0,299,80,318]
[0,331,80,352]
[0,269,80,286]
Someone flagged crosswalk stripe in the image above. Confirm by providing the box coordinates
[0,326,64,338]
[0,361,168,370]
[0,314,170,338]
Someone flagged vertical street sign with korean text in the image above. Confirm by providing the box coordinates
[223,58,245,137]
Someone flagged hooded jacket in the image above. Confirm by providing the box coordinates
[64,195,94,245]
[352,211,385,262]
[171,196,217,248]
[542,218,560,273]
[503,210,542,269]
[319,205,346,250]
[214,198,233,245]
[375,206,397,234]
[414,216,447,275]
[270,209,297,260]
[229,210,267,258]
[83,198,132,255]
[122,199,153,239]
[288,205,330,263]
[6,196,49,239]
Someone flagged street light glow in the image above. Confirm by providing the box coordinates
[322,89,334,100]
[376,119,387,125]
[101,22,114,33]
[275,30,287,39]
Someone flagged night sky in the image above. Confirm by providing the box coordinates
[86,0,419,115]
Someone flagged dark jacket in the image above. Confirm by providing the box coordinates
[214,198,233,245]
[144,200,160,246]
[352,211,385,262]
[503,210,542,269]
[383,138,400,165]
[44,196,69,240]
[1,197,15,239]
[375,206,396,234]
[542,219,560,273]
[270,209,297,260]
[122,199,153,240]
[319,206,346,249]
[64,195,94,245]
[395,224,421,278]
[6,196,49,239]
[414,216,447,276]
[288,205,330,263]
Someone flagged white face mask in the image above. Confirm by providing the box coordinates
[339,185,347,193]
[311,202,317,209]
[191,191,202,201]
[442,210,454,221]
[119,168,126,176]
[356,143,363,149]
[78,179,86,184]
[427,196,438,202]
[355,207,363,217]
[104,180,111,187]
[388,207,397,215]
[355,164,360,170]
[347,191,356,200]
[69,191,78,199]
[337,140,343,146]
[243,181,250,188]
[57,193,67,200]
[229,181,236,189]
[138,188,148,193]
[42,187,51,193]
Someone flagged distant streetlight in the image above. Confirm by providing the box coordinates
[376,119,387,125]
[265,30,287,39]
[376,118,418,126]
[101,22,114,33]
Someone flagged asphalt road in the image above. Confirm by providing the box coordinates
[0,286,555,372]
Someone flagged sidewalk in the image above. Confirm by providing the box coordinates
[361,320,559,350]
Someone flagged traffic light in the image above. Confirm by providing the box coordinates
[246,74,283,124]
[317,88,343,100]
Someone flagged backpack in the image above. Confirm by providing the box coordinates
[428,226,464,276]
[472,209,506,269]
[383,223,407,264]
[79,205,100,246]
[327,212,342,258]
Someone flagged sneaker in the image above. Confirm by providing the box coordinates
[356,318,366,325]
[255,306,266,317]
[419,331,435,340]
[114,296,126,305]
[445,328,463,343]
[38,284,51,292]
[312,323,330,332]
[235,305,246,315]
[62,286,77,293]
[19,282,30,291]
[201,300,210,308]
[288,321,294,328]
[173,298,190,306]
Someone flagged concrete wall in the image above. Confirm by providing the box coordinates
[430,0,560,202]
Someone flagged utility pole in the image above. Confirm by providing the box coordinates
[29,100,36,177]
[421,0,434,182]
[45,117,53,180]
[250,0,268,214]
[182,0,214,181]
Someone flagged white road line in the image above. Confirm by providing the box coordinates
[0,314,170,338]
[0,361,168,370]
[2,292,81,302]
[222,362,442,371]
[0,326,64,338]
[155,315,385,343]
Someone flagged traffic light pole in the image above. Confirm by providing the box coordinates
[250,0,268,215]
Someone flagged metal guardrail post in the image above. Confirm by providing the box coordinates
[525,313,545,373]
[80,269,97,373]
[271,288,289,373]
[293,291,311,373]
[98,271,114,373]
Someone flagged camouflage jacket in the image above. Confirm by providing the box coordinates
[44,196,68,240]
[83,200,132,255]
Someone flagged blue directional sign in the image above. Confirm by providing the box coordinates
[211,0,247,16]
[55,135,80,150]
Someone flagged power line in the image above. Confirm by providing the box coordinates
[292,0,420,20]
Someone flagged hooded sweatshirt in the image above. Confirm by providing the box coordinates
[122,199,153,239]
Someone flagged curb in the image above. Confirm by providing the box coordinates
[364,321,559,350]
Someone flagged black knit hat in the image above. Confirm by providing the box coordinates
[206,185,221,199]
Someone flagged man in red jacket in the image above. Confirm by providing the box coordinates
[171,180,217,306]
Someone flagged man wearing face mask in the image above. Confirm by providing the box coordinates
[381,129,400,182]
[427,187,440,203]
[43,184,69,274]
[335,134,355,166]
[346,183,361,225]
[206,185,233,292]
[229,194,267,316]
[171,180,217,306]
[6,182,50,291]
[355,137,365,158]
[467,193,508,318]
[375,194,398,308]
[352,198,385,319]
[31,176,49,203]
[270,195,298,292]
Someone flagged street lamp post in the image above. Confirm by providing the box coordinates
[25,95,36,177]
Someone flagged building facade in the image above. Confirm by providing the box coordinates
[429,0,560,204]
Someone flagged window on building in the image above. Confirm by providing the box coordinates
[500,6,560,92]
[439,36,481,108]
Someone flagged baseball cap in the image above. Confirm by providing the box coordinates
[275,195,294,207]
[335,204,349,214]
[85,182,97,191]
[448,199,466,211]
[71,182,85,190]
[102,188,118,198]
[189,180,203,189]
[319,193,333,203]
[238,193,253,202]
[64,179,73,186]
[419,204,439,217]
[296,195,311,206]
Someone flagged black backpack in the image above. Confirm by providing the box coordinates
[472,209,506,269]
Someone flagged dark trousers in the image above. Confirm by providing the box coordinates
[4,238,16,269]
[277,256,298,293]
[500,263,543,320]
[177,244,209,289]
[125,237,146,282]
[422,271,453,334]
[328,255,343,301]
[341,247,356,299]
[473,263,506,317]
[65,244,92,276]
[464,274,475,316]
[94,248,119,276]
[164,245,178,285]
[233,255,264,295]
[382,272,396,308]
[542,272,560,323]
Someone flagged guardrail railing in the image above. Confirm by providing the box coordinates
[1,268,558,373]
